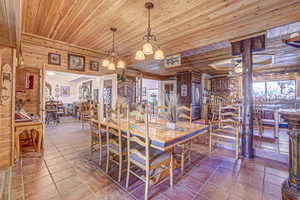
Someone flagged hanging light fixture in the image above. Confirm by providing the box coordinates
[135,2,165,60]
[102,28,126,70]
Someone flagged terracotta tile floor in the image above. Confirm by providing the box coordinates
[11,120,288,200]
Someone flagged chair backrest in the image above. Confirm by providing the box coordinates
[218,105,240,130]
[254,100,263,120]
[106,104,122,152]
[127,104,150,169]
[81,101,92,113]
[157,105,168,120]
[176,105,192,126]
[45,104,57,112]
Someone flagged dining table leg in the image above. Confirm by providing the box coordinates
[170,148,174,188]
[15,133,20,160]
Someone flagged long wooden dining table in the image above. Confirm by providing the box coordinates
[90,118,209,151]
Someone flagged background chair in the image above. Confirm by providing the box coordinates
[126,105,173,200]
[80,101,92,129]
[89,103,107,165]
[254,101,264,138]
[106,105,126,182]
[175,105,193,173]
[209,105,241,159]
[156,105,168,120]
[45,103,58,127]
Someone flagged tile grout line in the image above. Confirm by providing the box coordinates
[90,158,138,200]
[20,160,26,200]
[191,160,231,200]
[43,146,65,200]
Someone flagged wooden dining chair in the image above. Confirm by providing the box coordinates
[176,105,193,173]
[106,105,127,182]
[208,95,225,123]
[80,101,92,129]
[126,105,173,200]
[209,105,241,159]
[89,103,107,165]
[254,101,264,138]
[156,105,168,120]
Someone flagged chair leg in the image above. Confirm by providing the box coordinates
[118,155,122,182]
[181,152,184,174]
[209,134,212,153]
[188,143,192,161]
[99,141,102,166]
[126,161,130,189]
[106,150,110,174]
[145,171,149,200]
[235,138,239,160]
[170,150,174,188]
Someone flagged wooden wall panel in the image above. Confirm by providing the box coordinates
[0,46,15,168]
[21,34,114,76]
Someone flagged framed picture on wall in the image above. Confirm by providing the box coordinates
[25,72,34,89]
[61,86,70,97]
[48,53,61,65]
[90,61,99,71]
[68,54,85,71]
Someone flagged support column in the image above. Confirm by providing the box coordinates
[231,34,265,158]
[241,39,254,158]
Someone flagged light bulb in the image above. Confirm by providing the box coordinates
[102,59,110,67]
[117,60,126,69]
[234,67,242,73]
[135,50,145,60]
[154,49,165,60]
[108,62,115,70]
[142,42,153,55]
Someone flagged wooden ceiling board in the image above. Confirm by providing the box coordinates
[21,0,300,76]
[22,0,300,54]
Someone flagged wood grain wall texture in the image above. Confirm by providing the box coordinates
[22,34,113,77]
[0,47,15,168]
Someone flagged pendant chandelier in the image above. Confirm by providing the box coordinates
[135,2,165,61]
[102,28,126,70]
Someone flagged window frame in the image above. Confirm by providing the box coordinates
[253,79,296,100]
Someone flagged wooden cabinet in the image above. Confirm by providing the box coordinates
[211,76,233,93]
[176,71,201,120]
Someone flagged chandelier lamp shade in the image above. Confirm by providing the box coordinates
[102,28,126,70]
[135,2,165,61]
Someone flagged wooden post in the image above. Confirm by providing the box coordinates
[241,39,254,158]
[231,35,265,158]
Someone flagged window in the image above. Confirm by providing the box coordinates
[253,80,296,100]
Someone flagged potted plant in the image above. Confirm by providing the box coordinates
[166,93,178,130]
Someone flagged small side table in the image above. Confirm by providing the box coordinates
[14,121,43,160]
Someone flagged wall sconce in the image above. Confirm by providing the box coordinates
[0,64,12,105]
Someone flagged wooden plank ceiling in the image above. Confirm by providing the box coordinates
[21,0,300,76]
